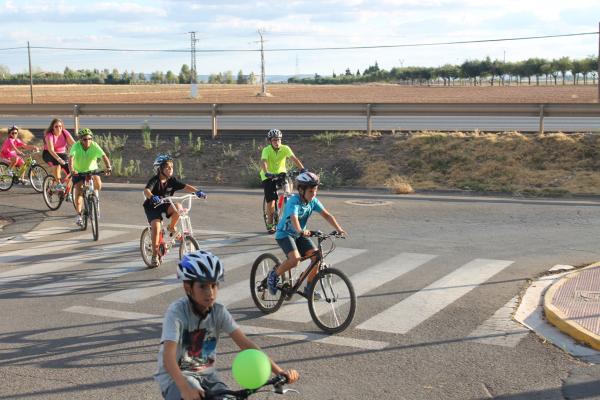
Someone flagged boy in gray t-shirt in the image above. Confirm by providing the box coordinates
[155,250,299,400]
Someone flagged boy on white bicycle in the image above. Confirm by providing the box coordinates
[143,154,206,268]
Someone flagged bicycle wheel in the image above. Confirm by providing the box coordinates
[308,267,356,334]
[42,175,64,210]
[179,235,200,259]
[262,196,279,230]
[28,164,47,193]
[140,227,156,268]
[0,162,13,191]
[89,194,99,241]
[250,253,285,314]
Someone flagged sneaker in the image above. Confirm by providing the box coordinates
[19,178,29,185]
[66,193,73,202]
[266,224,276,234]
[150,255,160,268]
[267,269,280,295]
[303,283,323,300]
[75,215,83,226]
[55,182,65,191]
[168,228,182,241]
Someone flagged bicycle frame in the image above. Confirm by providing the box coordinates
[280,231,340,297]
[154,194,196,238]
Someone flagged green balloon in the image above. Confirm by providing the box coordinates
[232,349,271,389]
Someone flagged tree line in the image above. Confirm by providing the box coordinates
[0,64,257,85]
[288,56,599,86]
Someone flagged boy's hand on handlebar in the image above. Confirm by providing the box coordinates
[151,195,161,205]
[195,190,207,199]
[281,369,300,384]
[265,172,275,178]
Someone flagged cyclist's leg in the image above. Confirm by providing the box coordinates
[162,373,204,400]
[166,204,181,233]
[13,157,25,179]
[263,179,277,225]
[297,237,319,282]
[72,176,85,223]
[92,175,102,196]
[150,218,162,256]
[274,237,302,276]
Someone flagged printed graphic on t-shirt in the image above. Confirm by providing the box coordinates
[179,328,217,372]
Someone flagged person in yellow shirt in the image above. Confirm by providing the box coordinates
[259,129,305,234]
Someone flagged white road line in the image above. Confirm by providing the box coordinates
[27,260,145,296]
[265,252,433,324]
[97,250,266,304]
[0,229,129,264]
[357,258,514,334]
[0,236,136,285]
[0,226,75,247]
[64,305,163,323]
[62,306,388,350]
[466,296,529,347]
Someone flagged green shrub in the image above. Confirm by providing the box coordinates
[96,132,128,154]
[142,123,152,150]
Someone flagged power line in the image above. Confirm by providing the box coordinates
[0,31,597,54]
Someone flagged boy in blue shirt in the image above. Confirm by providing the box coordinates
[267,171,346,296]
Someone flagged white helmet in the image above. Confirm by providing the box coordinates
[296,171,320,187]
[267,129,282,140]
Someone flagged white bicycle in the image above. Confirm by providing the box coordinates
[140,194,202,268]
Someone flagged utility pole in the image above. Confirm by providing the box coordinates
[597,21,599,102]
[257,29,271,97]
[27,41,33,104]
[189,31,198,98]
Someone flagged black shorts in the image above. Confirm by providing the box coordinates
[42,150,70,173]
[276,236,316,257]
[143,203,171,224]
[262,178,278,202]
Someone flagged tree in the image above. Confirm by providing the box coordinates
[555,57,572,84]
[248,72,257,84]
[223,70,234,84]
[165,70,177,84]
[236,70,247,84]
[345,68,353,76]
[178,64,191,84]
[150,71,164,83]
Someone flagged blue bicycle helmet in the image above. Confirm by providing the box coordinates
[178,250,224,283]
[153,153,173,174]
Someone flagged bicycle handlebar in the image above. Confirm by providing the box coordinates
[309,230,346,240]
[204,375,292,400]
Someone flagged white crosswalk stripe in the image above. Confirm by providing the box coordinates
[98,250,266,304]
[0,233,133,285]
[357,258,514,334]
[0,226,75,247]
[8,225,526,349]
[264,252,435,324]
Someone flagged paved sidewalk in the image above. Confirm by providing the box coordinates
[544,263,600,351]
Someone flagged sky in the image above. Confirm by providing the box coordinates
[0,0,599,77]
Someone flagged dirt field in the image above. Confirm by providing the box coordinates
[0,83,596,104]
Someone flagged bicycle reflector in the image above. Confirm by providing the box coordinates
[231,349,271,389]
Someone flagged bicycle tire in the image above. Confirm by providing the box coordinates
[308,267,356,334]
[179,235,200,259]
[140,227,156,268]
[89,194,99,241]
[28,164,47,193]
[0,162,14,191]
[42,175,63,210]
[250,253,285,314]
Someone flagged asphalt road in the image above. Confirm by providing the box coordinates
[1,183,600,399]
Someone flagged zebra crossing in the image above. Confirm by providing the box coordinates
[1,226,529,350]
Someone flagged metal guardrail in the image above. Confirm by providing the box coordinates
[1,103,599,137]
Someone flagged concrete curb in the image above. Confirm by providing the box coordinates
[544,263,600,352]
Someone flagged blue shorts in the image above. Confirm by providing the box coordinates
[276,235,316,257]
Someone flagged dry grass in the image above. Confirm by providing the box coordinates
[384,175,415,194]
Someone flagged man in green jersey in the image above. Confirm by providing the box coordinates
[260,129,305,234]
[69,128,112,226]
